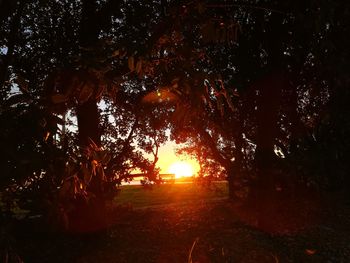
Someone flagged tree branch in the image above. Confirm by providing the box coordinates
[198,128,230,169]
[206,3,285,15]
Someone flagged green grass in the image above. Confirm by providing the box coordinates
[115,182,228,208]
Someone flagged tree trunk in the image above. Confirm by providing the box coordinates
[228,138,244,200]
[227,168,235,200]
[76,0,102,149]
[76,98,101,148]
[254,72,283,201]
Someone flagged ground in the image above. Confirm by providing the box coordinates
[8,183,350,262]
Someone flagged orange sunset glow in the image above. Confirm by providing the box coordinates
[154,141,199,179]
[168,161,194,178]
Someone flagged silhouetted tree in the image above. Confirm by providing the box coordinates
[1,0,350,223]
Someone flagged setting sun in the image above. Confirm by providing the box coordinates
[168,161,194,178]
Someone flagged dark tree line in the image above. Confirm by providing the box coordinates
[1,0,350,228]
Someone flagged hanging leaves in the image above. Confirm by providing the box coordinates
[51,94,69,104]
[95,82,106,100]
[92,149,111,164]
[200,20,241,44]
[172,103,189,125]
[81,164,92,184]
[216,95,225,116]
[135,59,143,75]
[51,114,65,125]
[128,56,135,72]
[111,49,119,58]
[15,75,29,93]
[183,82,191,95]
[217,80,237,112]
[200,21,216,42]
[2,94,32,109]
[196,2,206,14]
[202,78,239,115]
[77,84,94,103]
[227,21,241,43]
[202,79,213,108]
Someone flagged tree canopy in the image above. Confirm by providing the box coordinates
[1,0,350,226]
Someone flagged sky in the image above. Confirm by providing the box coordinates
[156,140,200,175]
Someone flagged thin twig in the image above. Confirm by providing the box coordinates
[188,237,199,263]
[271,253,279,263]
[207,4,285,14]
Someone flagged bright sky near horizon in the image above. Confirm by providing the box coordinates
[156,141,200,176]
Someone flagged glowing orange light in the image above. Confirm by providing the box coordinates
[168,161,194,178]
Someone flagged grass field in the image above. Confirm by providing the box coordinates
[115,182,228,208]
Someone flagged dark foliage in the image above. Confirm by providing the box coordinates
[0,0,349,235]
